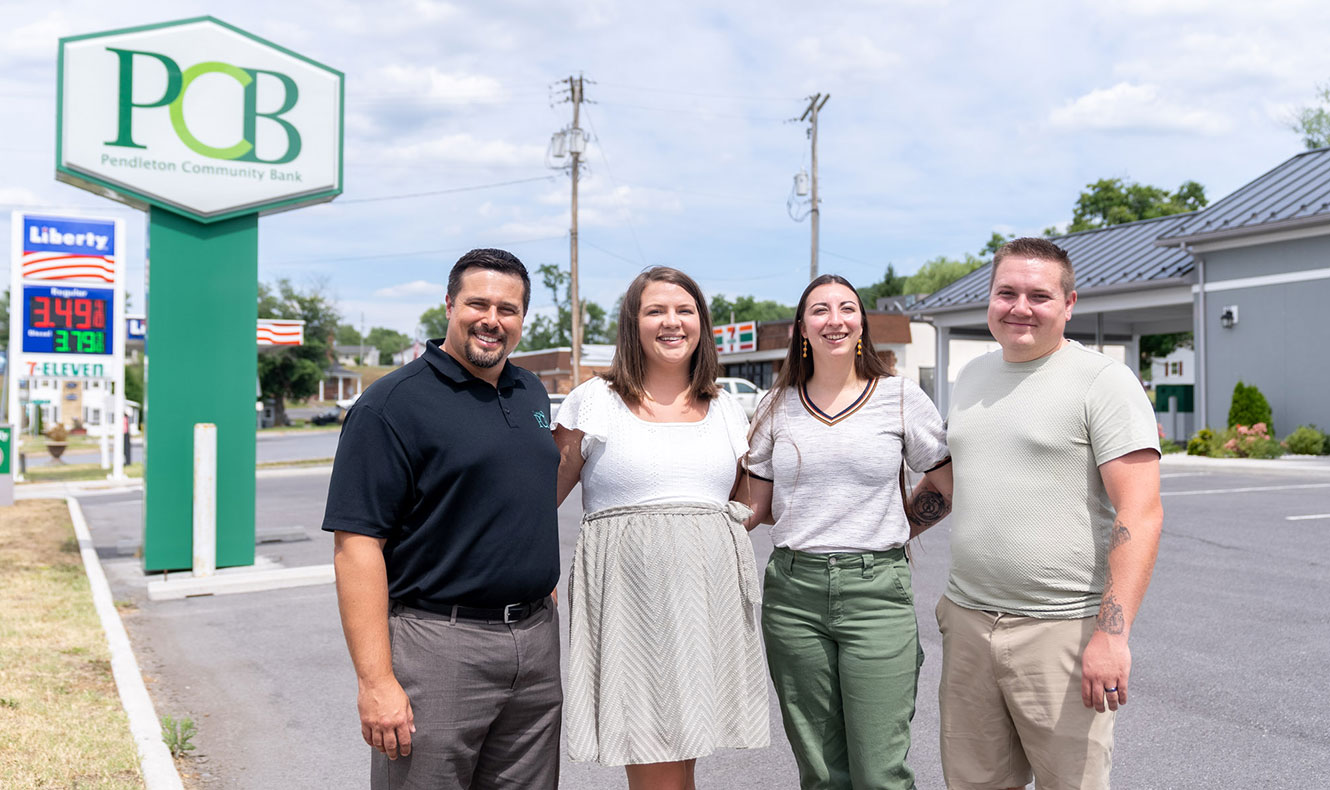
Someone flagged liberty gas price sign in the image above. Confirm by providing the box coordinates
[57,17,343,222]
[9,212,126,383]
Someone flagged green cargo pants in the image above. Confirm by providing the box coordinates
[762,546,923,790]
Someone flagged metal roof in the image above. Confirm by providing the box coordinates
[1157,147,1330,245]
[911,212,1196,313]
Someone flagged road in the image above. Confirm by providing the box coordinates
[23,429,339,469]
[79,464,1330,789]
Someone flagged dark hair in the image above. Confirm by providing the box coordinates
[602,266,721,407]
[990,237,1075,296]
[447,248,531,312]
[752,274,893,429]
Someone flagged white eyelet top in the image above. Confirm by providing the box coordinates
[554,377,750,513]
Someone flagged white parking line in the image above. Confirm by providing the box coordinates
[1286,513,1330,521]
[1160,473,1208,479]
[1162,483,1330,497]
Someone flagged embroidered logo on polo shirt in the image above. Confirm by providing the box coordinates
[533,410,550,428]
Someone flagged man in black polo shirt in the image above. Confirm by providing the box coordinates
[323,248,561,790]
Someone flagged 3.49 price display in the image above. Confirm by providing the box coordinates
[22,284,115,356]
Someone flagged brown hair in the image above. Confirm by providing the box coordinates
[751,273,893,431]
[601,266,721,406]
[989,237,1075,296]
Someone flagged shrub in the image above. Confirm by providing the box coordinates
[1186,428,1214,456]
[1218,423,1284,459]
[1285,425,1329,455]
[1228,381,1273,434]
[45,424,68,443]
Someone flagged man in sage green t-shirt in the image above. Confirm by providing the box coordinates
[937,237,1162,790]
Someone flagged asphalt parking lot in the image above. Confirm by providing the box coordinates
[78,460,1330,789]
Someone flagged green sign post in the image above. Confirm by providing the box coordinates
[57,18,342,570]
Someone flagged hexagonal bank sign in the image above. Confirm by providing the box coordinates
[57,17,342,223]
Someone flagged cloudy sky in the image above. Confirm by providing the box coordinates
[4,0,1330,337]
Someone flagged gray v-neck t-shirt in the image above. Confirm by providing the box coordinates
[746,375,949,553]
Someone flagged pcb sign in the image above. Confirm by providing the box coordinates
[58,16,343,222]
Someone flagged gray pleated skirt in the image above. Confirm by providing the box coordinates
[566,501,770,766]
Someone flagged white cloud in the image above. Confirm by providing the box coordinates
[363,65,506,103]
[0,186,47,206]
[1049,82,1230,135]
[374,133,545,168]
[374,279,446,298]
[793,33,900,77]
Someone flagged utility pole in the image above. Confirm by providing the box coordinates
[799,93,829,281]
[548,75,589,387]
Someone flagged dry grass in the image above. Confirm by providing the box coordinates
[0,499,144,788]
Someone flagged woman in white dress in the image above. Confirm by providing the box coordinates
[554,266,768,789]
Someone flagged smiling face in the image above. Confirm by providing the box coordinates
[443,267,525,379]
[637,280,701,372]
[801,282,863,361]
[987,256,1077,362]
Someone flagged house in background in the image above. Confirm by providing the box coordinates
[334,344,379,367]
[509,344,616,394]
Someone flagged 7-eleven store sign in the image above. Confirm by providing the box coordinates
[713,321,756,354]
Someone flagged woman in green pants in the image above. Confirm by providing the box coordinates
[738,274,953,789]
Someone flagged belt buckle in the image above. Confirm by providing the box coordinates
[503,603,521,624]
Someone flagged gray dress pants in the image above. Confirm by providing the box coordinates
[371,600,562,790]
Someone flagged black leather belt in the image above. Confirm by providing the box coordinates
[393,597,548,624]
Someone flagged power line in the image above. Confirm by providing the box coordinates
[594,82,803,102]
[336,176,556,204]
[267,234,567,265]
[581,106,648,266]
[593,100,789,123]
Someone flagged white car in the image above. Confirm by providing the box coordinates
[548,393,567,424]
[716,377,766,418]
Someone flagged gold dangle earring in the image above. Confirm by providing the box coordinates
[856,338,863,356]
[802,338,809,358]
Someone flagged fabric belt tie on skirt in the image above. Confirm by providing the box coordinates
[581,501,760,606]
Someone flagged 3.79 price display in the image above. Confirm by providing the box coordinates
[22,284,115,357]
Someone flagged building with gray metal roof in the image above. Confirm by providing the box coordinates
[911,146,1330,436]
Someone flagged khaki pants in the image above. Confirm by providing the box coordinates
[763,546,923,790]
[935,596,1114,790]
[371,600,562,790]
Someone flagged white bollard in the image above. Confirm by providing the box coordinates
[193,423,217,579]
[99,391,112,470]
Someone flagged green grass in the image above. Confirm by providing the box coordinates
[23,463,145,484]
[19,456,334,484]
[0,499,144,788]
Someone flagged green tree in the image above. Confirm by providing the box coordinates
[1139,332,1192,380]
[1228,381,1274,432]
[257,278,340,426]
[519,263,613,351]
[0,288,7,351]
[981,232,1015,257]
[366,327,410,364]
[904,254,986,295]
[419,304,449,339]
[1289,82,1330,150]
[1068,178,1208,233]
[853,264,909,306]
[708,294,796,324]
[335,324,361,345]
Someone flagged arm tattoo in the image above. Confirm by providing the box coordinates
[1109,518,1131,551]
[1097,593,1125,634]
[908,491,950,528]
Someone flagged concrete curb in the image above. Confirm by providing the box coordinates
[1160,453,1330,476]
[66,497,185,790]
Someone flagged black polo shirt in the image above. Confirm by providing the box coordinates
[321,340,560,610]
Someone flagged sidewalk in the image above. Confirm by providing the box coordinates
[1161,451,1330,476]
